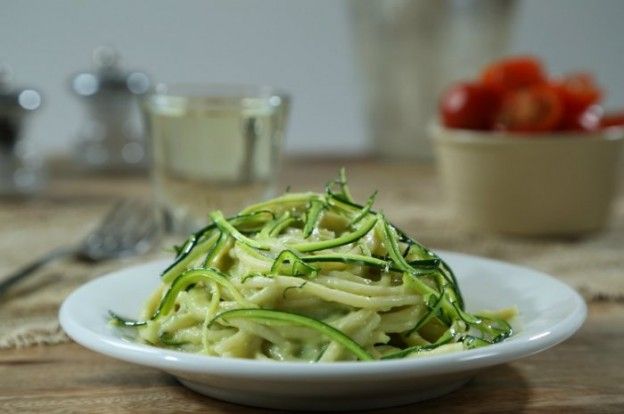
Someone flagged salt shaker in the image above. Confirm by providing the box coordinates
[71,47,151,172]
[0,63,43,195]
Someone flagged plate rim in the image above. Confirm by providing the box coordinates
[59,250,587,379]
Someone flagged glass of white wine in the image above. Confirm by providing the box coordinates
[142,84,290,234]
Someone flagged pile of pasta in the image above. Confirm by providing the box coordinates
[112,172,514,362]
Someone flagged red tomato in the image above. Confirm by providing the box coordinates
[563,105,603,131]
[481,56,546,92]
[554,73,602,130]
[439,82,500,130]
[601,111,624,128]
[554,72,602,114]
[494,85,563,133]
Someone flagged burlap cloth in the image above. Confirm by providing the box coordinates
[1,162,622,349]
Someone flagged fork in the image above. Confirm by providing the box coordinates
[0,199,160,297]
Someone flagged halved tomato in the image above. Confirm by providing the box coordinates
[554,73,602,130]
[554,72,602,115]
[439,82,500,130]
[601,111,624,128]
[564,104,603,131]
[494,85,563,133]
[481,56,546,93]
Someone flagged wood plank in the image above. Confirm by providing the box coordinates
[2,158,623,412]
[1,303,622,413]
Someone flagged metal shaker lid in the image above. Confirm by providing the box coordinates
[71,46,150,97]
[0,63,42,115]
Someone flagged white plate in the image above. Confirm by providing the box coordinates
[59,251,586,411]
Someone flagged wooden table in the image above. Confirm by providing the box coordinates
[1,159,623,413]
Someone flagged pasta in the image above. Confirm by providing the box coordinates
[111,171,514,362]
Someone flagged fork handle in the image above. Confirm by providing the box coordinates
[0,247,77,297]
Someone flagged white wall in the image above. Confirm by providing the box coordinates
[0,0,366,156]
[510,0,624,109]
[1,0,623,157]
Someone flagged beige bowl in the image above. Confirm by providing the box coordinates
[430,124,624,236]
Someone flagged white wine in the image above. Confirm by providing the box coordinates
[144,87,289,234]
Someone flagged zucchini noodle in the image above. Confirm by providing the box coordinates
[111,170,515,362]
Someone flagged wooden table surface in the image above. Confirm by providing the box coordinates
[1,159,623,413]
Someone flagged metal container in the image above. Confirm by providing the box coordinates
[0,63,43,195]
[71,46,151,172]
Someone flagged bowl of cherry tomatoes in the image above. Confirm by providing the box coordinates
[431,56,624,236]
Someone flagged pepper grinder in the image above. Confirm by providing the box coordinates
[71,46,151,172]
[0,63,43,196]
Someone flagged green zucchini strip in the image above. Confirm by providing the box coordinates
[209,211,270,251]
[324,168,355,205]
[208,308,374,361]
[439,260,464,309]
[109,311,147,327]
[407,258,441,269]
[241,192,317,215]
[300,253,390,270]
[159,332,189,346]
[282,281,308,298]
[338,167,354,202]
[379,215,419,273]
[161,210,274,281]
[463,335,493,349]
[162,232,220,283]
[258,211,289,239]
[301,254,438,273]
[154,268,254,319]
[203,232,231,267]
[381,343,444,360]
[270,217,297,237]
[292,215,377,253]
[453,303,513,342]
[171,235,198,262]
[325,191,362,216]
[234,210,277,232]
[406,291,446,336]
[298,253,437,274]
[381,329,456,360]
[392,225,464,308]
[348,191,377,227]
[235,240,274,265]
[381,217,461,323]
[302,199,326,238]
[271,249,318,278]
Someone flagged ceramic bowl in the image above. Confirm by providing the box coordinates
[430,124,624,236]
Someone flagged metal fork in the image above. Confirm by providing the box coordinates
[0,199,160,297]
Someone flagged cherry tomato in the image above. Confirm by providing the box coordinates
[553,73,602,130]
[601,111,624,128]
[494,85,563,133]
[439,82,500,130]
[481,56,546,92]
[554,72,602,114]
[562,104,603,131]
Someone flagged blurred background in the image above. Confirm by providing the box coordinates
[2,3,624,405]
[2,0,624,159]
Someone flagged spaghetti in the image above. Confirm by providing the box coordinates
[111,171,514,362]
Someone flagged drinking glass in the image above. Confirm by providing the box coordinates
[352,0,517,159]
[142,84,290,234]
